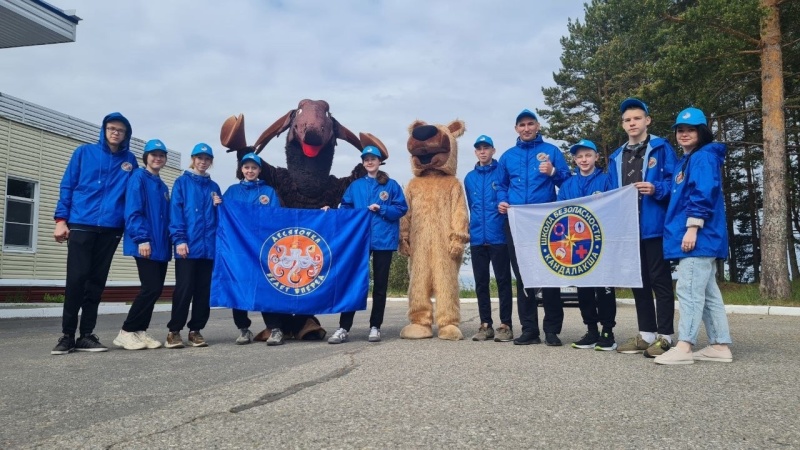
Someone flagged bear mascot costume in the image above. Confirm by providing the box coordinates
[399,119,470,340]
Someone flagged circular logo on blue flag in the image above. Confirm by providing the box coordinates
[260,227,331,296]
[539,205,603,277]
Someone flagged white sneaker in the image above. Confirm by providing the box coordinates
[135,331,163,349]
[236,328,254,345]
[368,327,381,342]
[328,327,349,344]
[113,330,146,350]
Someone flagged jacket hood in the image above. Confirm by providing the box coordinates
[516,134,544,149]
[697,142,726,163]
[100,112,132,152]
[473,159,499,172]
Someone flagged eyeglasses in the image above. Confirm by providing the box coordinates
[106,126,127,135]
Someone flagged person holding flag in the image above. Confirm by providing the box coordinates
[327,146,407,344]
[556,139,617,351]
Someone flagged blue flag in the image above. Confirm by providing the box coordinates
[211,201,371,315]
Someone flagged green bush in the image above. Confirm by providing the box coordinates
[42,293,65,303]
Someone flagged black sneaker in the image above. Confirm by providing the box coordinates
[571,331,599,349]
[545,332,563,346]
[513,332,542,345]
[51,334,75,355]
[595,331,618,351]
[75,334,109,352]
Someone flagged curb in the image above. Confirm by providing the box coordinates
[1,299,797,319]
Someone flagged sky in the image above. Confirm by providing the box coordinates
[1,0,588,190]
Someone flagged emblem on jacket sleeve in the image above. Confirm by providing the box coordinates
[121,162,133,172]
[379,191,389,201]
[647,157,657,169]
[259,194,270,205]
[537,152,549,162]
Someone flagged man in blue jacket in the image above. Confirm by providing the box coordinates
[497,109,571,346]
[52,112,139,355]
[465,135,514,342]
[608,98,679,357]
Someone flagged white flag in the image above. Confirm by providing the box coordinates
[508,185,642,288]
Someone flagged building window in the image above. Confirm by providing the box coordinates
[3,177,39,252]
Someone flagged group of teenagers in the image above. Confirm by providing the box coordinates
[466,98,732,365]
[50,111,409,354]
[50,96,733,365]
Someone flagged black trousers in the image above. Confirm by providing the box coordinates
[339,250,393,331]
[577,287,617,330]
[167,258,213,332]
[504,220,564,335]
[632,237,675,335]
[232,309,270,330]
[470,244,513,328]
[122,257,168,332]
[61,228,122,335]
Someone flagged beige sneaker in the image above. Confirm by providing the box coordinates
[616,335,650,354]
[187,331,209,347]
[113,330,146,350]
[136,331,163,349]
[693,345,733,363]
[494,325,514,342]
[471,324,495,341]
[644,336,672,358]
[654,347,694,365]
[165,331,185,349]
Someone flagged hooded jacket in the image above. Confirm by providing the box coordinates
[608,135,678,239]
[169,170,221,260]
[556,167,612,202]
[341,176,407,251]
[123,168,171,262]
[465,159,506,246]
[663,142,728,260]
[54,112,138,229]
[497,135,570,205]
[222,179,280,207]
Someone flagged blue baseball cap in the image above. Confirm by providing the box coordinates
[515,109,538,124]
[672,107,707,128]
[361,145,384,160]
[240,152,262,167]
[143,139,167,154]
[620,98,649,115]
[191,143,214,158]
[569,139,598,155]
[473,135,494,148]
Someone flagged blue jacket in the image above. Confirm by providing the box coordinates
[497,135,570,205]
[169,170,221,260]
[465,159,506,246]
[123,168,171,262]
[608,135,678,239]
[663,142,728,260]
[222,179,280,208]
[341,175,407,251]
[54,112,138,229]
[557,167,613,201]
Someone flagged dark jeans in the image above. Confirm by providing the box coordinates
[122,257,168,332]
[504,220,564,335]
[632,237,675,335]
[167,258,213,332]
[339,250,393,331]
[61,228,122,335]
[577,287,617,331]
[232,309,270,330]
[470,244,513,328]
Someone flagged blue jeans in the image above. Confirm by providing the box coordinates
[676,257,732,345]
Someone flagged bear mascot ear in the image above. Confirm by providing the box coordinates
[447,119,466,138]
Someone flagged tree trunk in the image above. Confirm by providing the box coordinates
[759,0,791,299]
[746,152,761,282]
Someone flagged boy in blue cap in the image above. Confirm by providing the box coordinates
[497,108,571,346]
[608,98,679,357]
[557,139,617,350]
[52,113,139,355]
[465,135,514,342]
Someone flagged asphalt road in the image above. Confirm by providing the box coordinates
[1,302,798,449]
